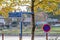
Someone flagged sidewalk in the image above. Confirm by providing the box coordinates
[0,36,60,40]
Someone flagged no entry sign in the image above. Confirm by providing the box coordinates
[43,24,51,32]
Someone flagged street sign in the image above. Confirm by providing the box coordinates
[9,12,33,17]
[9,12,22,17]
[9,12,33,40]
[43,24,51,32]
[43,24,51,40]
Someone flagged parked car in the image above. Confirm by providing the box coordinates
[0,23,4,30]
[36,21,48,24]
[23,22,31,26]
[51,24,60,27]
[0,16,5,30]
[11,21,18,27]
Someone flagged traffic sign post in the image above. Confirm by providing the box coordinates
[9,12,22,40]
[46,32,48,40]
[9,12,22,17]
[43,24,51,40]
[20,21,22,40]
[9,12,32,40]
[2,32,4,40]
[19,12,22,40]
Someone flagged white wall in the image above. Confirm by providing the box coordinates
[0,16,5,24]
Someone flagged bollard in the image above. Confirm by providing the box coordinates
[2,33,4,40]
[46,33,48,40]
[19,34,20,40]
[19,34,22,40]
[19,36,22,40]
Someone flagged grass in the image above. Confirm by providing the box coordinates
[0,26,60,35]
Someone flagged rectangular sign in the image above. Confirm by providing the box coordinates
[9,12,21,17]
[9,12,32,17]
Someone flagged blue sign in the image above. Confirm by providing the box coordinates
[9,12,22,17]
[43,24,51,32]
[9,12,33,17]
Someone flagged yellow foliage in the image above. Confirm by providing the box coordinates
[0,6,14,18]
[0,0,3,3]
[48,0,60,3]
[0,0,15,18]
[54,9,60,15]
[50,3,57,10]
[0,0,60,16]
[34,0,40,5]
[54,0,60,2]
[0,3,2,6]
[42,0,48,4]
[44,2,57,12]
[0,11,8,18]
[34,0,59,13]
[34,7,37,13]
[44,6,53,12]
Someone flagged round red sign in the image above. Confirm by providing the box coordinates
[43,24,51,32]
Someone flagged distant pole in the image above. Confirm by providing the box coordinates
[31,0,35,40]
[42,24,51,40]
[2,31,4,40]
[20,22,22,40]
[46,33,48,40]
[20,12,22,40]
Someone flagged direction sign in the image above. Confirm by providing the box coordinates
[9,12,22,17]
[43,24,51,32]
[9,12,33,17]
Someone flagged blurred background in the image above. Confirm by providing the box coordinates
[0,0,60,36]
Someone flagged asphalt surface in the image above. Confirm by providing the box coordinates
[0,33,60,36]
[0,36,60,40]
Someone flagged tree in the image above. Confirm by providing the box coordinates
[34,0,60,15]
[0,0,31,18]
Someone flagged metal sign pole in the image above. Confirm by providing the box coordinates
[2,30,4,40]
[43,24,51,40]
[20,12,22,40]
[20,21,22,40]
[46,33,48,40]
[9,12,32,40]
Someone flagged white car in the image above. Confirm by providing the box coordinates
[36,21,48,26]
[0,16,5,24]
[0,16,5,30]
[51,24,60,26]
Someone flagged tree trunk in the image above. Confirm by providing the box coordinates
[31,0,35,40]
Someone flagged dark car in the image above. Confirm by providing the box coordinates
[0,23,4,30]
[11,21,18,27]
[23,22,31,26]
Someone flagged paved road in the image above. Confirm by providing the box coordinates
[0,36,60,40]
[0,33,60,36]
